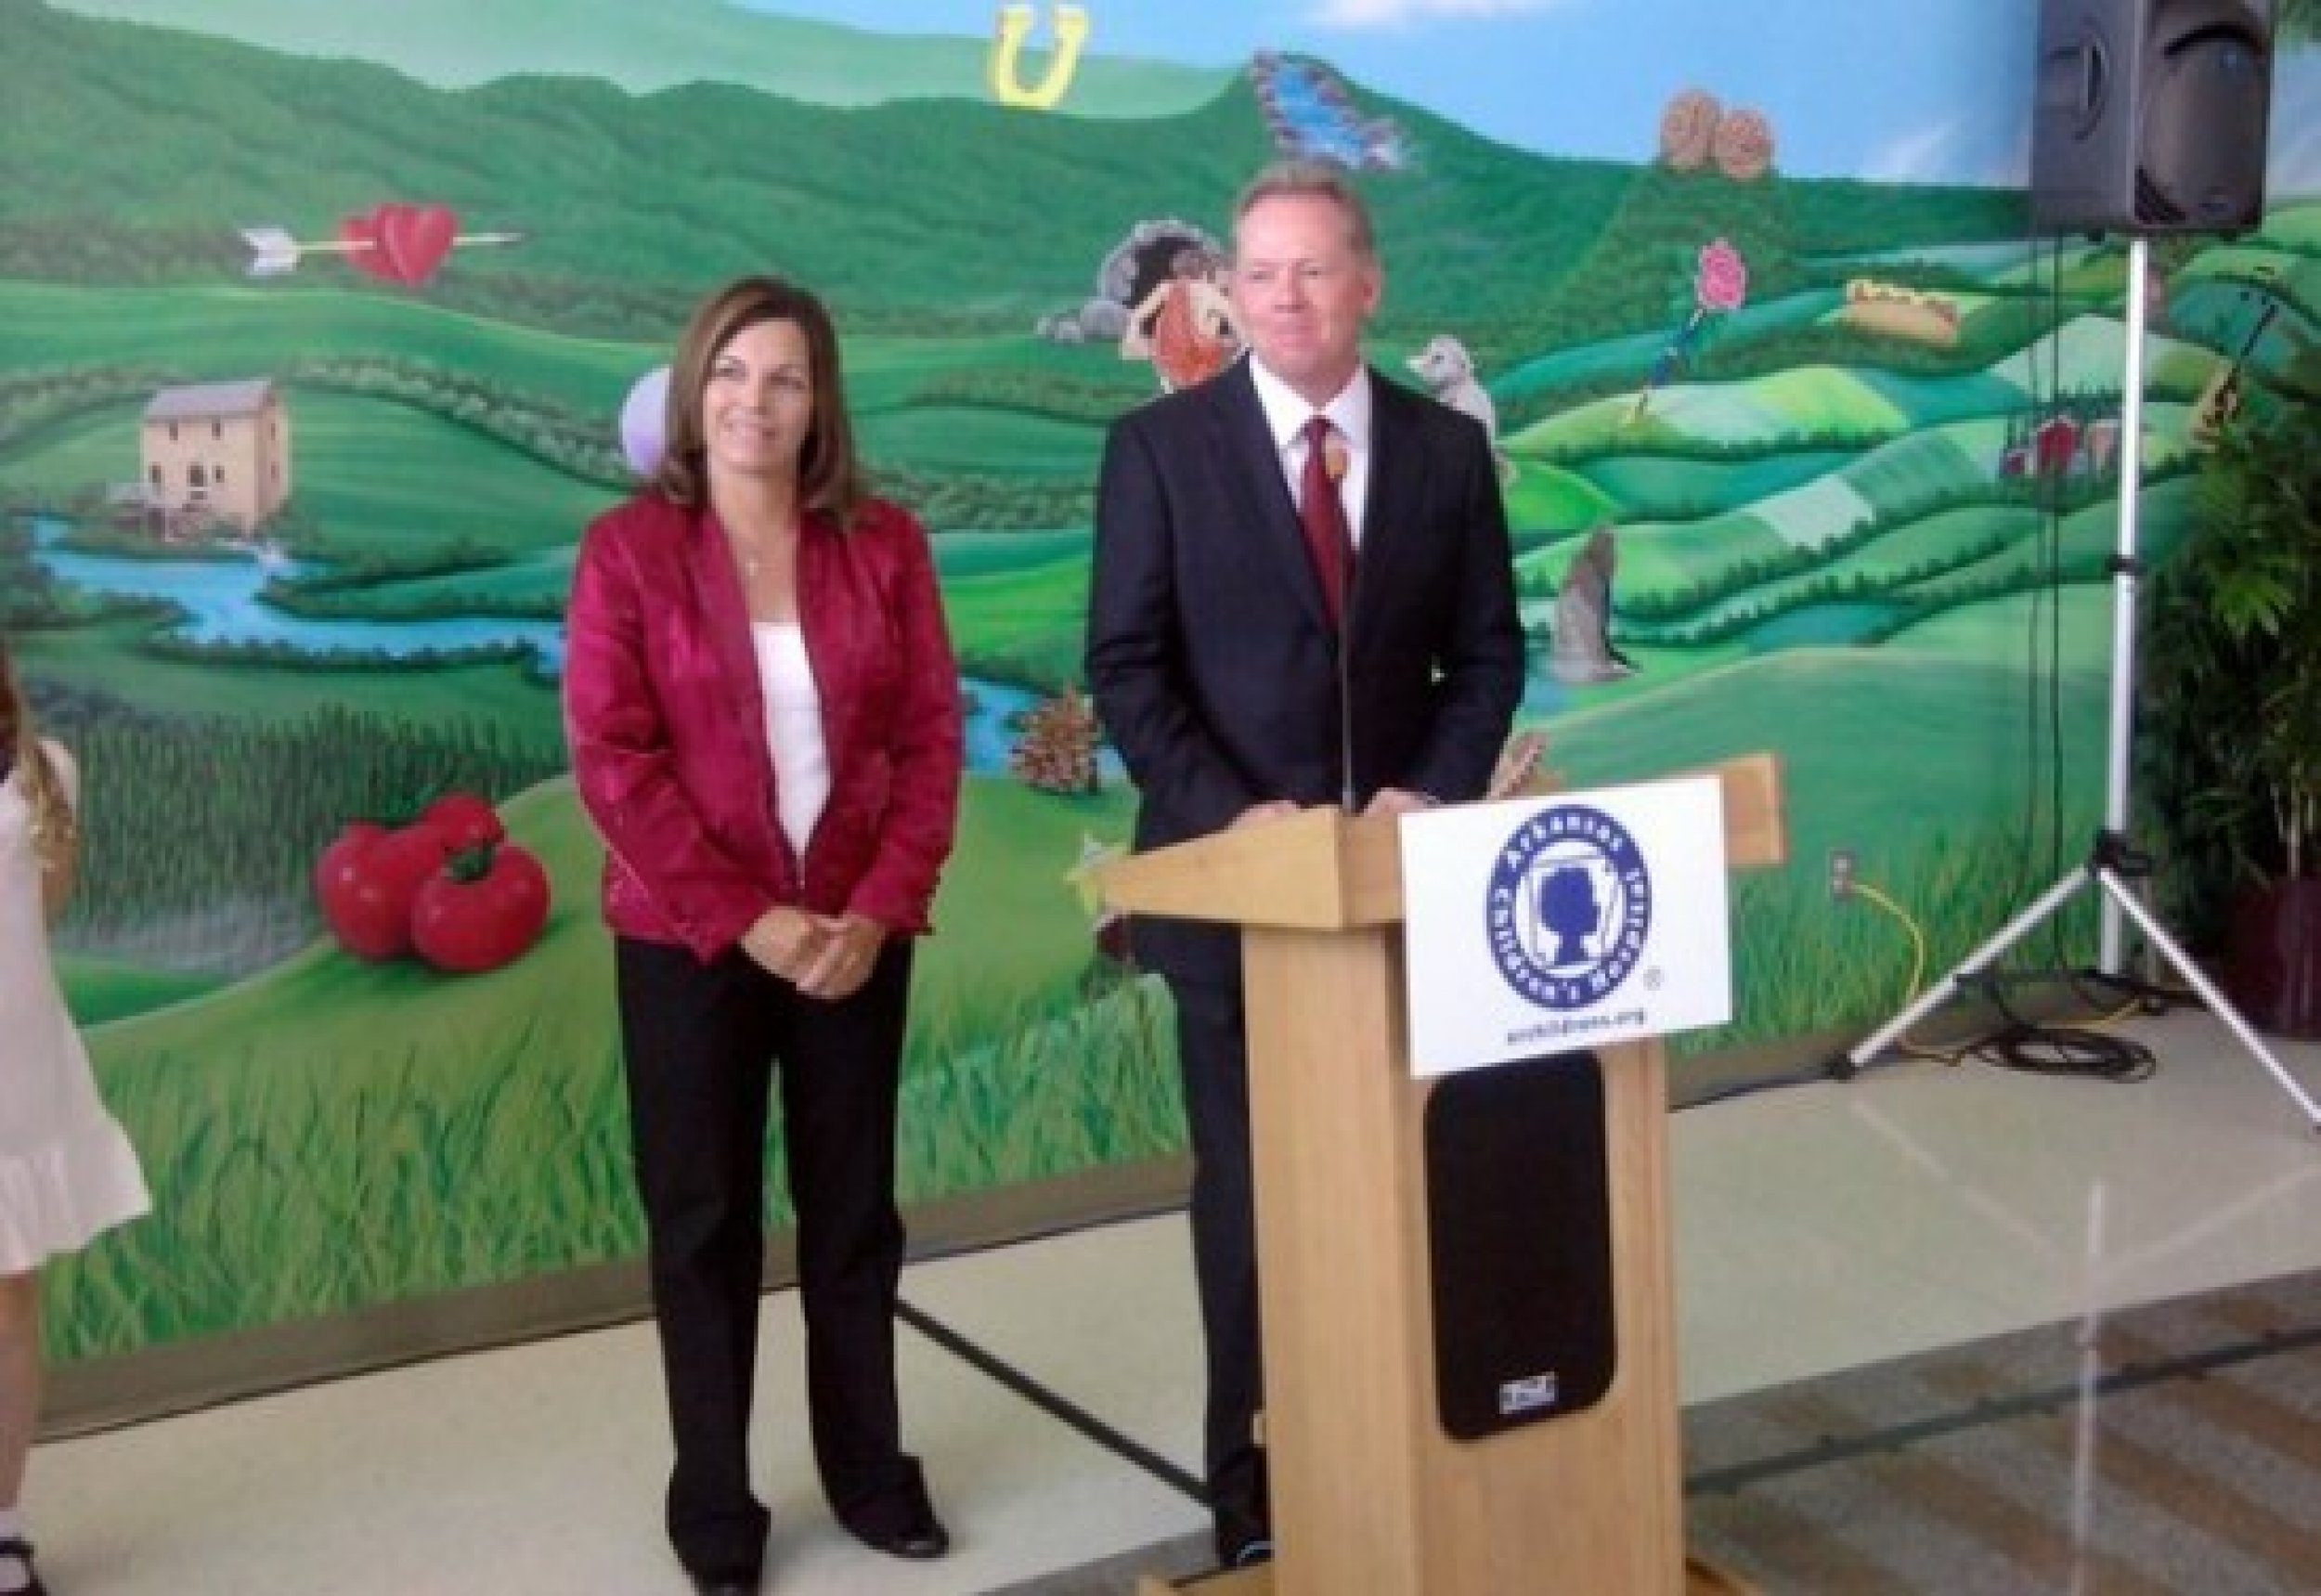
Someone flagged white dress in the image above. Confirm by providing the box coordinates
[0,739,150,1274]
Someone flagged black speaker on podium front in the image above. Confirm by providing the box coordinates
[1423,1054,1616,1442]
[2030,0,2274,235]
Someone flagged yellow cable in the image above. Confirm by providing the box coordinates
[1848,878,2157,1068]
[1847,879,1962,1063]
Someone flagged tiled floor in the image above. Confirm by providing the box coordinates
[21,1006,2321,1594]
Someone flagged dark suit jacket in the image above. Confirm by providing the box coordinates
[1086,358,1526,985]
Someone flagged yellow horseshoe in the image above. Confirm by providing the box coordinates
[989,3,1090,111]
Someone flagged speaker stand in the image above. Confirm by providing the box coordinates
[1831,236,2321,1134]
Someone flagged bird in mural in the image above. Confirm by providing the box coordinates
[1550,526,1635,685]
[1065,833,1134,964]
[239,203,524,284]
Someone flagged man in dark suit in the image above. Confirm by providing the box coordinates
[1085,159,1525,1569]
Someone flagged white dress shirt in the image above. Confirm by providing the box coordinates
[1247,357,1372,549]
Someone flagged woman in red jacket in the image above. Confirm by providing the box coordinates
[564,276,963,1596]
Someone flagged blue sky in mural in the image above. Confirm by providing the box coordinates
[741,0,2044,184]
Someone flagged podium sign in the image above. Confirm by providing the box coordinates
[1401,775,1732,1076]
[1101,755,1784,1596]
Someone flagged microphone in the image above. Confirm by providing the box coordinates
[1324,431,1357,814]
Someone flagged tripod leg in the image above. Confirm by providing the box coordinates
[1836,866,2095,1077]
[2094,868,2321,1131]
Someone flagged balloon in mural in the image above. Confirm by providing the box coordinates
[1628,238,1749,422]
[239,212,524,281]
[620,365,669,478]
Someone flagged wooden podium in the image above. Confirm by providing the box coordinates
[1103,756,1786,1596]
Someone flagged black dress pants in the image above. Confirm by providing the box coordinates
[616,935,929,1580]
[1165,972,1270,1552]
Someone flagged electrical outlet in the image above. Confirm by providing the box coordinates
[1828,848,1857,901]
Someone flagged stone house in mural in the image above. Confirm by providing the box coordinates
[139,379,291,536]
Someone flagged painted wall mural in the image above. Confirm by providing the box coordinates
[2,0,2315,1375]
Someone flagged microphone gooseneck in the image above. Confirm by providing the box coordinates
[1326,431,1357,814]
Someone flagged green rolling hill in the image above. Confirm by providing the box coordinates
[4,0,2025,334]
[45,0,1235,110]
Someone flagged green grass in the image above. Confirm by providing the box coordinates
[279,547,576,619]
[8,618,563,733]
[45,769,1153,1360]
[44,610,2123,1360]
[2,391,616,558]
[1570,449,1859,520]
[941,551,1095,685]
[0,281,651,413]
[57,955,226,1025]
[857,405,1105,480]
[286,394,617,556]
[1502,461,1621,536]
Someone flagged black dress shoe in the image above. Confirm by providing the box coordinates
[1212,1499,1272,1571]
[849,1506,951,1561]
[0,1535,46,1596]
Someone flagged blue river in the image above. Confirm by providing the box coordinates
[25,518,1106,777]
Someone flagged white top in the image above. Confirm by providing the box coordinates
[751,622,830,854]
[1248,357,1373,548]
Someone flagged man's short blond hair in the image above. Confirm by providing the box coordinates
[1232,160,1377,259]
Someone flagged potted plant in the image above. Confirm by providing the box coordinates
[2141,344,2321,1036]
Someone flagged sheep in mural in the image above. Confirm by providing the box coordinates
[1407,333,1511,480]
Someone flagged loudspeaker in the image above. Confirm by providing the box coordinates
[1423,1052,1615,1442]
[2030,0,2273,235]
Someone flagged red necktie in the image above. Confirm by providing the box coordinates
[1299,415,1353,627]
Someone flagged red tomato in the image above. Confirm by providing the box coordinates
[409,841,551,974]
[420,791,506,852]
[314,821,449,960]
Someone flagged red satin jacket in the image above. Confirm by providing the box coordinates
[563,490,963,960]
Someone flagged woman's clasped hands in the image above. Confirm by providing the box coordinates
[742,906,887,1000]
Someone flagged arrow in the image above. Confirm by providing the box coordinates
[238,224,525,279]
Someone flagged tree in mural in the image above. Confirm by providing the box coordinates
[1008,685,1103,795]
[1658,89,1722,169]
[1658,90,1776,180]
[1712,107,1776,181]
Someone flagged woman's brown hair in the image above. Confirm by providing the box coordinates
[652,275,867,524]
[0,635,77,877]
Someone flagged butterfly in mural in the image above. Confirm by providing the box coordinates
[239,203,524,284]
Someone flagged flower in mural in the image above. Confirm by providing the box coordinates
[1627,238,1749,423]
[1658,89,1721,171]
[1695,238,1748,314]
[1711,108,1776,181]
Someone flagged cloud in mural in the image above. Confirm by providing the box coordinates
[619,366,669,479]
[1308,0,1575,25]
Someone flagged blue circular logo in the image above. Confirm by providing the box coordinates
[1485,803,1653,1010]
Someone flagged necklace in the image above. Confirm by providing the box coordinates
[723,512,793,583]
